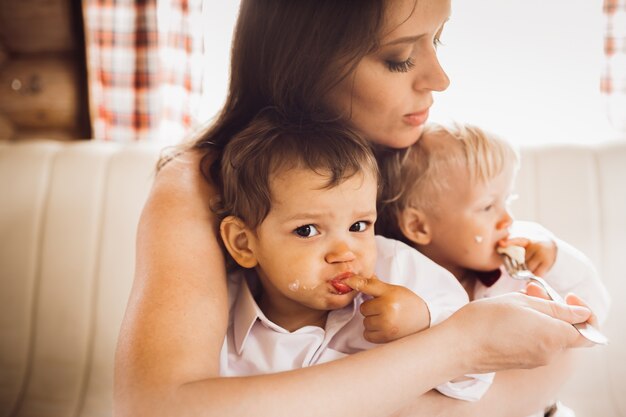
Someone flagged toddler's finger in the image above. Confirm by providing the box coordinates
[363,314,387,330]
[532,261,549,277]
[525,255,542,274]
[343,275,388,297]
[499,237,530,247]
[363,329,386,344]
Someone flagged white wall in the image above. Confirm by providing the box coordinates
[201,1,623,145]
[430,0,622,145]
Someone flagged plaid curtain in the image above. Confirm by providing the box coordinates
[601,0,626,131]
[83,0,204,143]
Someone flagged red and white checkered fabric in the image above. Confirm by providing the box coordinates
[601,0,626,130]
[83,0,204,143]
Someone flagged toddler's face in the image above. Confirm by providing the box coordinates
[249,167,378,314]
[420,164,515,275]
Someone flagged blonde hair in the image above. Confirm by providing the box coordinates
[376,122,519,243]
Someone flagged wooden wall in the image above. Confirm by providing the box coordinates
[0,0,91,141]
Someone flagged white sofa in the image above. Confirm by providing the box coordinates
[1,139,625,417]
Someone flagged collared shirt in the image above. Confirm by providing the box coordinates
[220,235,493,401]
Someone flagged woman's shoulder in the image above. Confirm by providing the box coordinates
[153,147,217,200]
[140,146,220,233]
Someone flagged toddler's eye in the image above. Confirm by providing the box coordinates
[484,204,493,212]
[294,224,319,238]
[349,221,369,232]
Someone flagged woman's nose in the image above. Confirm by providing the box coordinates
[413,48,450,93]
[325,241,356,264]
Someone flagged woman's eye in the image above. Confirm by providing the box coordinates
[349,221,369,232]
[386,57,415,73]
[294,224,319,238]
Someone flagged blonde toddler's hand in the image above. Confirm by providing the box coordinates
[500,237,557,277]
[343,275,430,344]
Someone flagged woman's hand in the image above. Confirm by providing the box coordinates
[525,282,602,348]
[443,291,592,374]
[344,275,430,343]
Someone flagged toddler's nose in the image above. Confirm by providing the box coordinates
[325,241,356,264]
[497,209,514,230]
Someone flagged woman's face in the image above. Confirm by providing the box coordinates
[328,0,451,149]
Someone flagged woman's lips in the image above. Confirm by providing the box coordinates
[330,272,353,294]
[403,108,429,127]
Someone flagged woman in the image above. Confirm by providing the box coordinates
[114,1,593,416]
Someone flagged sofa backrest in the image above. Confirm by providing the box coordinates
[1,139,625,417]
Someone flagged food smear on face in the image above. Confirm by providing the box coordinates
[288,280,300,292]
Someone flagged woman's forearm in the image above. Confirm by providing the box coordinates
[392,350,576,417]
[117,295,588,417]
[126,323,465,417]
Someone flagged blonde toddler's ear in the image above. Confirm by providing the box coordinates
[399,207,432,246]
[220,216,258,268]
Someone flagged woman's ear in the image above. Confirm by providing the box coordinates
[399,207,432,246]
[220,216,258,268]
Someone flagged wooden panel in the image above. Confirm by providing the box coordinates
[0,58,79,129]
[0,42,7,68]
[0,113,15,140]
[13,129,77,142]
[0,0,75,53]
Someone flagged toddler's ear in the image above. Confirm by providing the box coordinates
[399,207,432,246]
[220,216,258,268]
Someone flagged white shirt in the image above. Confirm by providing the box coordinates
[220,235,493,401]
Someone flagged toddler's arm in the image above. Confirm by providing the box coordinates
[357,236,495,402]
[343,276,430,343]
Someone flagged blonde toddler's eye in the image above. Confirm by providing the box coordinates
[349,221,369,232]
[294,224,319,238]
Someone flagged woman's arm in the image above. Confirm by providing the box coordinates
[114,151,230,410]
[392,350,577,417]
[114,152,592,417]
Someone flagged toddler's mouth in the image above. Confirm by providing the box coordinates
[330,272,353,294]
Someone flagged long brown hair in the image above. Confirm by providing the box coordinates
[185,0,388,188]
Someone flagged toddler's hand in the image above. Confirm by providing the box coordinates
[500,237,557,277]
[343,275,430,344]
